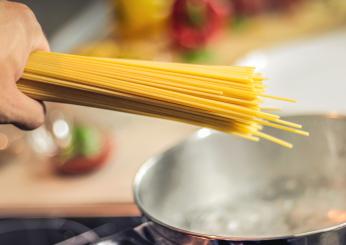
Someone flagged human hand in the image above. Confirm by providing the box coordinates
[0,1,49,130]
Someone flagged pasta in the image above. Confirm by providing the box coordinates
[18,51,308,148]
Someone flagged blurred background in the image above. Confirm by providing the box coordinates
[0,0,346,217]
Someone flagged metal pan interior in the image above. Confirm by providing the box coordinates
[134,114,346,240]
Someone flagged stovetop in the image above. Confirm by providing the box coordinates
[2,217,345,245]
[0,217,150,245]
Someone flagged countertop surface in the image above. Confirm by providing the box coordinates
[0,107,196,215]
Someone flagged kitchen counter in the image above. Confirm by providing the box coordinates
[0,107,196,216]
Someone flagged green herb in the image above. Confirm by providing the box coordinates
[182,49,214,63]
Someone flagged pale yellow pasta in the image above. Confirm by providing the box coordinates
[18,51,308,148]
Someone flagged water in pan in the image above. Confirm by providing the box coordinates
[177,177,346,237]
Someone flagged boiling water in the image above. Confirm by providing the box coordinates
[177,178,346,237]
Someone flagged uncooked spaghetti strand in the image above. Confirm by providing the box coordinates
[253,131,293,148]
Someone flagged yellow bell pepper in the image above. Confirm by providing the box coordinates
[115,0,173,37]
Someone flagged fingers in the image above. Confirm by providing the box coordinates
[0,71,45,130]
[21,9,49,130]
[8,87,46,130]
[15,3,49,129]
[0,2,49,130]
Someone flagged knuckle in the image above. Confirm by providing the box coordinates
[6,2,36,27]
[13,2,33,15]
[14,3,37,24]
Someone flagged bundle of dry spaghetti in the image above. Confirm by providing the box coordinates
[18,51,308,148]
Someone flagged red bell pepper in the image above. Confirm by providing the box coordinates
[171,0,230,50]
[231,0,269,17]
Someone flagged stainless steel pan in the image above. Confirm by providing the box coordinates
[132,114,346,244]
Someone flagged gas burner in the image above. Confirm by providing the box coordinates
[0,217,147,245]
